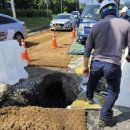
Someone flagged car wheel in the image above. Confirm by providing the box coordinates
[80,41,86,45]
[69,26,73,31]
[14,32,24,42]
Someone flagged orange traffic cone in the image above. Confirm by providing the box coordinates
[72,27,76,39]
[21,39,31,63]
[52,31,57,49]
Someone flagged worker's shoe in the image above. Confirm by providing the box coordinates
[98,117,116,127]
[84,97,94,104]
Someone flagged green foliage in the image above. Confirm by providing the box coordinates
[0,9,52,18]
[0,9,12,16]
[18,17,50,30]
[79,3,86,9]
[0,0,80,14]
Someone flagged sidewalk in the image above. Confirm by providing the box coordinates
[87,107,130,130]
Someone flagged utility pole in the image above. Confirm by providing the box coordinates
[10,0,16,18]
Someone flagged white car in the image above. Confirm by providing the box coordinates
[0,13,27,41]
[50,13,76,31]
[71,11,80,19]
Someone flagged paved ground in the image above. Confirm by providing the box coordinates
[87,106,130,130]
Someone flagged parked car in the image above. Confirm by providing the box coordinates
[128,8,130,16]
[0,13,27,41]
[71,11,80,19]
[77,4,101,45]
[50,13,76,31]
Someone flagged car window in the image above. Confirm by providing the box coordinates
[71,15,75,20]
[71,12,78,15]
[81,5,101,20]
[55,15,70,19]
[0,16,16,25]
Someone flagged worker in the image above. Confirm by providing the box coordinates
[120,6,130,22]
[83,0,130,127]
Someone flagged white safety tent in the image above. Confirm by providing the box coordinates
[115,48,130,108]
[6,29,15,40]
[0,40,28,85]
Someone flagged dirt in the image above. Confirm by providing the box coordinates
[26,30,73,68]
[0,106,87,130]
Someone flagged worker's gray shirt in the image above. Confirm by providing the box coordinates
[84,15,130,66]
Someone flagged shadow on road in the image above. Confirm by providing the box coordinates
[25,41,39,48]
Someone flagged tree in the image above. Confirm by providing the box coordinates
[0,0,80,14]
[34,0,45,9]
[0,0,9,8]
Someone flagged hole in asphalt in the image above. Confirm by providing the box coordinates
[0,73,73,108]
[25,73,72,108]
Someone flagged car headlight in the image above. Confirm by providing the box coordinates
[78,24,84,33]
[90,23,95,28]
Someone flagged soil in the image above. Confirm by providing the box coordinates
[0,106,87,130]
[26,30,73,68]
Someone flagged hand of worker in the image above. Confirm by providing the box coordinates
[126,56,130,62]
[83,67,89,76]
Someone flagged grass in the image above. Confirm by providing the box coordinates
[18,17,51,31]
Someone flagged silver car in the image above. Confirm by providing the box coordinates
[0,13,27,41]
[50,13,76,31]
[71,11,80,19]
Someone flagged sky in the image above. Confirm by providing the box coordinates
[79,0,127,4]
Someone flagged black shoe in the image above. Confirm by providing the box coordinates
[98,118,116,127]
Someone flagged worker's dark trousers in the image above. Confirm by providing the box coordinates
[86,60,121,120]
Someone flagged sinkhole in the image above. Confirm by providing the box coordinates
[8,73,76,108]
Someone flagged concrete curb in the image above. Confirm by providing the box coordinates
[27,25,49,33]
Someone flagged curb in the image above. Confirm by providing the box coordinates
[27,25,49,33]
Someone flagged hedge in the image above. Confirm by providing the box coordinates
[0,9,52,18]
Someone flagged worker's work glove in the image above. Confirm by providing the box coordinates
[126,55,130,62]
[83,67,89,77]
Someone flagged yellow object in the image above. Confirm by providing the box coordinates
[75,64,84,75]
[75,64,90,75]
[70,99,101,110]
